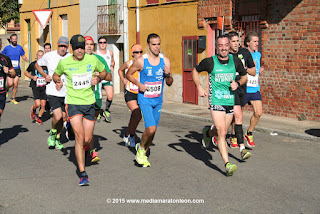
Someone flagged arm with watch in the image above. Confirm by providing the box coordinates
[163,57,173,86]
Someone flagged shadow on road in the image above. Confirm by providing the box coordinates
[0,125,29,146]
[61,134,107,178]
[168,131,226,176]
[305,129,320,137]
[15,95,31,103]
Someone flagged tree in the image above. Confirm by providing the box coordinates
[0,0,20,28]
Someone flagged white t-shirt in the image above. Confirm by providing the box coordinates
[37,50,71,97]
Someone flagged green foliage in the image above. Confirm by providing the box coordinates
[0,0,20,28]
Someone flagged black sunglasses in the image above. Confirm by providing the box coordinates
[98,42,107,44]
[133,51,143,54]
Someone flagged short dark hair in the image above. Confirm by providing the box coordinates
[98,36,108,43]
[244,31,259,47]
[227,31,239,40]
[147,33,160,44]
[44,43,51,48]
[10,34,17,39]
[216,34,229,45]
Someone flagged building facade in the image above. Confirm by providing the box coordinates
[19,0,80,77]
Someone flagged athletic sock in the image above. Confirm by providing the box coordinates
[240,145,245,152]
[105,99,112,111]
[247,130,253,135]
[235,124,244,145]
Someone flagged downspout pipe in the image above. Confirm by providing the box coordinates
[136,0,140,44]
[49,0,52,45]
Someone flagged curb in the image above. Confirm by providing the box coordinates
[113,102,320,142]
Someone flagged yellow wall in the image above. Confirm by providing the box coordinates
[19,0,79,76]
[128,0,207,75]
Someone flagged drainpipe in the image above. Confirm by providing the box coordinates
[136,0,140,44]
[124,0,129,62]
[49,0,52,45]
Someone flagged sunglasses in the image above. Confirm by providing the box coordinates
[99,42,107,44]
[133,51,143,54]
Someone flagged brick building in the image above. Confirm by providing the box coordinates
[198,0,320,121]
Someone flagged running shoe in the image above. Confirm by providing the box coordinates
[55,137,64,150]
[36,117,43,125]
[245,131,256,147]
[6,92,8,98]
[230,136,239,148]
[241,149,252,160]
[90,149,100,163]
[79,172,89,186]
[96,114,101,122]
[11,98,18,104]
[103,110,111,122]
[48,130,57,147]
[212,136,218,147]
[202,127,211,149]
[135,143,146,166]
[30,106,36,121]
[129,135,136,147]
[143,155,151,167]
[225,162,237,176]
[123,135,130,147]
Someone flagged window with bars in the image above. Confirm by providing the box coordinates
[97,1,121,35]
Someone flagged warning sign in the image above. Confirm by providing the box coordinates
[32,10,53,29]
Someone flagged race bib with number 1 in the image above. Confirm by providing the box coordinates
[247,74,259,87]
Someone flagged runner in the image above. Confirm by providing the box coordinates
[44,43,51,53]
[0,52,16,121]
[244,31,264,147]
[192,35,250,176]
[95,36,115,122]
[84,35,112,163]
[53,34,108,186]
[35,36,71,149]
[2,34,29,104]
[24,50,47,125]
[126,33,173,167]
[228,31,256,150]
[118,44,143,147]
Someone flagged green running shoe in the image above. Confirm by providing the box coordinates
[48,130,57,147]
[226,162,237,176]
[202,127,211,149]
[241,149,252,160]
[55,137,64,150]
[143,155,150,167]
[96,114,101,122]
[103,110,111,123]
[135,143,145,166]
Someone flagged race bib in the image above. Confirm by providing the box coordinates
[72,72,92,89]
[144,81,162,98]
[36,77,46,87]
[12,60,19,68]
[0,77,4,90]
[247,74,259,87]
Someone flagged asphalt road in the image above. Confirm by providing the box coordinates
[0,86,319,214]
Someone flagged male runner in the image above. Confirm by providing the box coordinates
[54,34,108,186]
[35,36,71,149]
[126,33,173,167]
[0,52,16,121]
[84,35,112,163]
[44,43,51,53]
[244,31,264,147]
[118,44,143,147]
[228,31,256,149]
[24,50,47,125]
[192,35,249,176]
[2,34,28,104]
[95,36,115,122]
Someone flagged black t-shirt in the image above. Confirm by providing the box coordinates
[195,55,247,77]
[0,53,13,93]
[26,61,48,88]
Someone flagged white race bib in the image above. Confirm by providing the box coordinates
[247,74,259,87]
[0,77,4,90]
[72,72,92,89]
[36,77,46,87]
[12,60,19,68]
[144,81,162,98]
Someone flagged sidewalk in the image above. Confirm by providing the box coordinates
[112,92,320,142]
